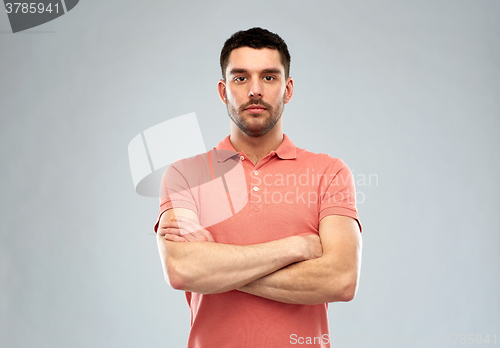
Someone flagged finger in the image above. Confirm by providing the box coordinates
[181,233,201,242]
[164,234,186,242]
[181,230,213,242]
[164,217,214,241]
[160,227,183,236]
[161,220,183,230]
[175,222,215,242]
[164,234,187,242]
[159,225,174,236]
[188,231,211,242]
[195,230,215,242]
[186,231,215,242]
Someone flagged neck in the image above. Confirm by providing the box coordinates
[229,122,283,165]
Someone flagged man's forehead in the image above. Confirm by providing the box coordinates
[226,47,284,74]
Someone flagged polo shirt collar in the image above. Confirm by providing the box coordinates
[275,134,297,160]
[214,134,297,162]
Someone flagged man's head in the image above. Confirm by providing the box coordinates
[220,27,291,81]
[218,28,294,138]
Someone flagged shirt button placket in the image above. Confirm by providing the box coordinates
[250,166,261,212]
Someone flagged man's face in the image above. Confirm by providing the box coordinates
[218,47,293,137]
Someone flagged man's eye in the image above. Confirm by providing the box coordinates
[234,77,247,82]
[264,76,275,81]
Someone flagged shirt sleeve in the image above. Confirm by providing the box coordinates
[318,158,362,232]
[153,163,198,233]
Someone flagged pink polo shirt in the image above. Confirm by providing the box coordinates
[155,134,361,348]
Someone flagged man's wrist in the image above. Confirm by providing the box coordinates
[287,235,310,262]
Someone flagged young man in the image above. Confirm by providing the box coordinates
[154,27,362,348]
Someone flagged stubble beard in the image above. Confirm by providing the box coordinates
[226,94,286,137]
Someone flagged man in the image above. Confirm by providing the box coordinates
[154,27,362,348]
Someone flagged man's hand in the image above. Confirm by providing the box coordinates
[300,234,323,260]
[238,215,362,304]
[158,215,215,243]
[160,214,320,258]
[156,209,318,294]
[159,214,321,259]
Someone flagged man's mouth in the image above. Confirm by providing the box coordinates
[245,105,267,114]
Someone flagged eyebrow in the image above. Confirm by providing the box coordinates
[229,68,282,75]
[262,68,282,75]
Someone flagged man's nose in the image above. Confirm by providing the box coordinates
[248,79,263,98]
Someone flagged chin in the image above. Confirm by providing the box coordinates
[244,126,274,137]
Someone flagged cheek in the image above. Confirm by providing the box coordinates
[226,94,237,108]
[225,88,236,103]
[226,90,244,108]
[269,91,285,106]
[270,85,286,99]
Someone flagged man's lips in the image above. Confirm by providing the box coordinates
[245,105,267,113]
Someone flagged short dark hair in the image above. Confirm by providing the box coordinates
[220,27,291,80]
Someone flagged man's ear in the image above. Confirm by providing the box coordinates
[217,79,227,105]
[284,77,294,104]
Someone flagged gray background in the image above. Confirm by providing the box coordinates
[1,0,499,347]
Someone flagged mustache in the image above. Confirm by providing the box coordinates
[239,98,273,112]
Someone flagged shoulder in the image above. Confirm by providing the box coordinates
[170,150,210,169]
[163,150,213,186]
[295,147,349,174]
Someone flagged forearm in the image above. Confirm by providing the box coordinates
[238,256,358,305]
[239,216,363,305]
[158,234,307,294]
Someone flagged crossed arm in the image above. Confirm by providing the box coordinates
[156,208,362,305]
